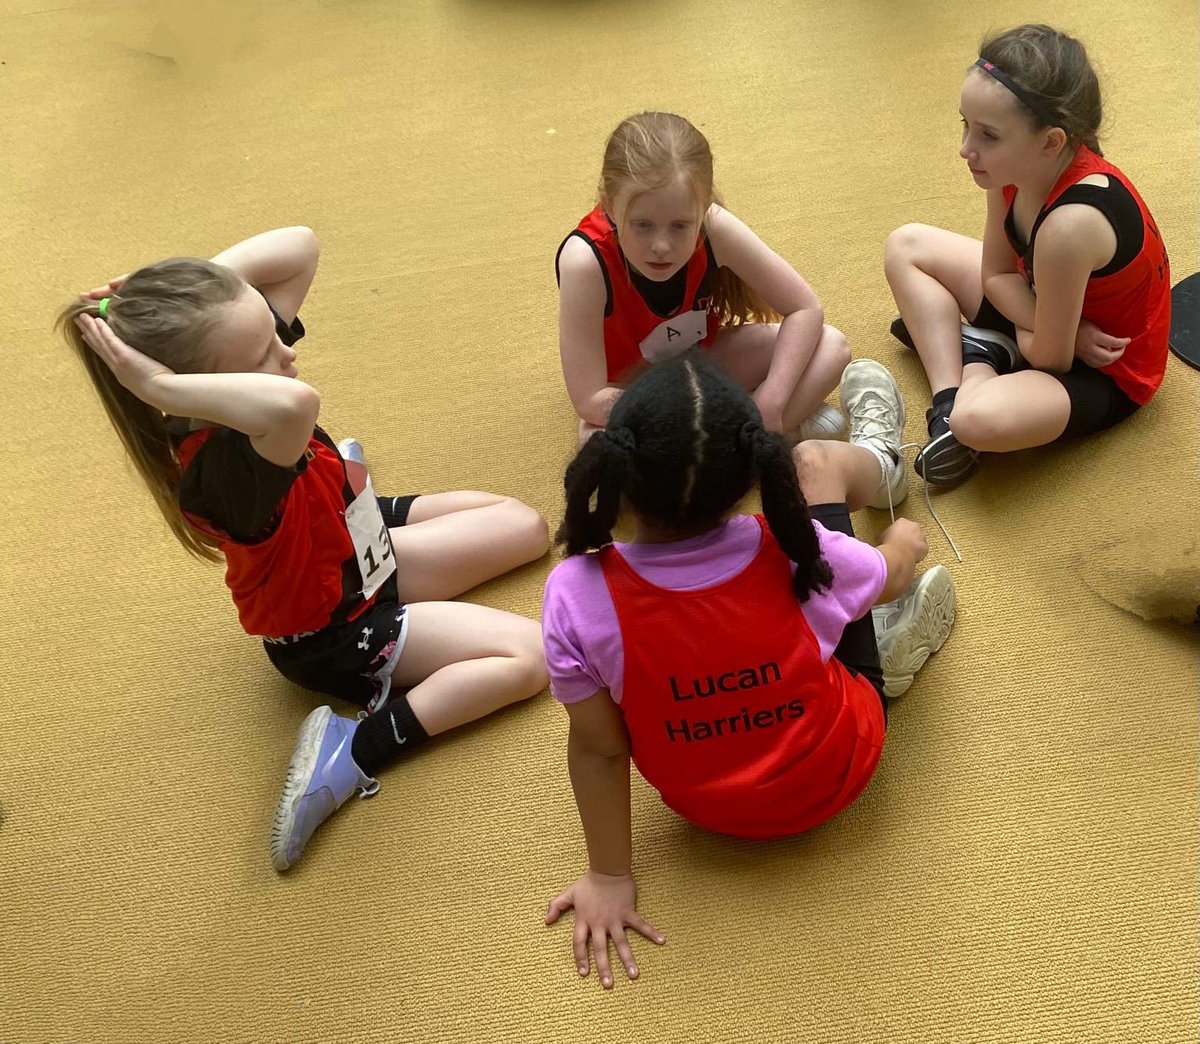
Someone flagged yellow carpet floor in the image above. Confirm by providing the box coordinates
[2,1,1196,1041]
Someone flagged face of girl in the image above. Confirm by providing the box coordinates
[207,285,299,378]
[610,176,703,282]
[958,71,1055,189]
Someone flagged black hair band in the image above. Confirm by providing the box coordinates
[974,58,1062,130]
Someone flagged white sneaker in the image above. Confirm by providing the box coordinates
[839,359,907,510]
[873,565,956,698]
[791,403,846,442]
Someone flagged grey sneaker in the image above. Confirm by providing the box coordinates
[792,403,847,442]
[839,359,907,510]
[873,565,956,698]
[270,706,379,872]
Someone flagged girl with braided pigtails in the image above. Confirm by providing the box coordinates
[541,352,957,988]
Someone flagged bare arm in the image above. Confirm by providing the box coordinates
[1022,206,1115,373]
[565,691,633,875]
[211,226,320,323]
[980,189,1037,331]
[707,206,824,427]
[545,690,664,989]
[874,519,929,605]
[558,237,623,427]
[76,314,319,468]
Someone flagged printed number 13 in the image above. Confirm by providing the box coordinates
[362,524,392,577]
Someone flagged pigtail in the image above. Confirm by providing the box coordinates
[741,423,833,600]
[554,428,636,556]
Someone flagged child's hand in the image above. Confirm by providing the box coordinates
[80,275,129,300]
[75,313,174,401]
[545,870,665,989]
[880,518,928,563]
[1074,320,1129,368]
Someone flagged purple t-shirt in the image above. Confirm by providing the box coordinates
[543,513,887,705]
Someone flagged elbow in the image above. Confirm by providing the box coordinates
[1023,345,1072,374]
[286,380,322,430]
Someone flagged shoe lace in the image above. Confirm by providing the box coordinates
[894,442,963,563]
[848,390,899,442]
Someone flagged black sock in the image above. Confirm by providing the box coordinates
[350,691,429,776]
[931,387,958,413]
[377,494,418,529]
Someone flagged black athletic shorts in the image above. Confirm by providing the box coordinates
[970,297,1140,441]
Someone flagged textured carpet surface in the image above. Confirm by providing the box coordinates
[2,1,1197,1042]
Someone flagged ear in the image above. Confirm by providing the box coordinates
[1042,126,1069,156]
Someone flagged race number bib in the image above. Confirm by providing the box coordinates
[638,308,709,363]
[345,474,395,600]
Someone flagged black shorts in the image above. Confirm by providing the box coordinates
[970,297,1140,441]
[264,585,409,714]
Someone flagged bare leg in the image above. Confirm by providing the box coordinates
[390,494,549,602]
[392,601,547,735]
[707,323,850,431]
[792,440,886,513]
[883,224,987,395]
[950,368,1071,450]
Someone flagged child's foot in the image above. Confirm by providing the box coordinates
[961,325,1021,374]
[889,315,917,351]
[890,317,1021,376]
[270,706,379,872]
[337,437,370,496]
[839,359,907,510]
[912,403,979,488]
[791,403,846,443]
[873,565,956,698]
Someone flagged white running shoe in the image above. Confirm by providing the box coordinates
[873,565,956,698]
[791,403,847,443]
[839,359,907,510]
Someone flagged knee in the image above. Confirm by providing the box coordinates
[947,395,997,449]
[502,498,551,560]
[512,617,550,697]
[883,223,934,279]
[820,325,852,371]
[791,439,830,485]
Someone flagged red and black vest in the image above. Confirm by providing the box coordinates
[176,427,390,638]
[599,516,885,839]
[1003,146,1170,404]
[558,206,722,383]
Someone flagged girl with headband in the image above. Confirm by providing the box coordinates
[884,24,1170,487]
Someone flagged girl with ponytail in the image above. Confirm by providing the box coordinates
[542,352,957,987]
[59,228,550,873]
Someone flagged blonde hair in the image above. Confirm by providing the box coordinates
[599,111,781,327]
[56,258,245,562]
[979,24,1104,155]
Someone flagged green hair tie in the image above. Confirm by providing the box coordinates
[97,297,110,318]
